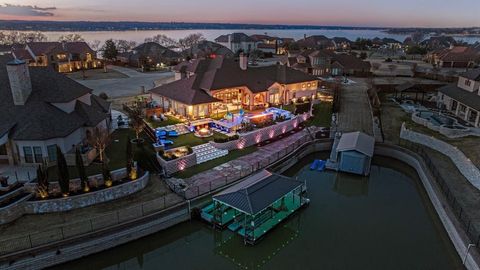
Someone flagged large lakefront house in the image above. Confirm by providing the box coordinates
[149,55,319,119]
[0,55,111,166]
[287,50,371,77]
[11,41,102,73]
[438,69,480,127]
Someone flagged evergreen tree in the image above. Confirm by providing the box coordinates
[75,147,88,192]
[126,136,134,177]
[102,39,118,61]
[56,147,70,196]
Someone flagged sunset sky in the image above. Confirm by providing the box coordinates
[1,0,479,27]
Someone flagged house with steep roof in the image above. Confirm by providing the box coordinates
[295,35,336,50]
[13,41,102,73]
[150,55,319,119]
[287,50,371,77]
[182,40,234,59]
[438,69,480,127]
[0,55,111,166]
[426,46,480,68]
[215,33,257,54]
[118,42,181,69]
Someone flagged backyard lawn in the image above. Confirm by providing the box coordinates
[306,102,332,127]
[173,146,258,179]
[168,132,229,148]
[47,129,155,181]
[146,116,183,128]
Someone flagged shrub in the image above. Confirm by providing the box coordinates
[56,146,70,196]
[99,92,109,100]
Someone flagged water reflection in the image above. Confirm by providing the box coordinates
[52,153,463,270]
[333,174,369,197]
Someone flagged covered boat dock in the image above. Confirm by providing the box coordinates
[202,170,308,245]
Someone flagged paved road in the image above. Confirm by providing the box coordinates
[75,65,175,98]
[336,78,374,136]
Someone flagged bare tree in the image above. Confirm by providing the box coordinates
[89,40,101,51]
[115,39,137,53]
[0,31,47,45]
[88,127,111,163]
[145,34,178,48]
[127,106,145,141]
[58,33,84,42]
[178,33,205,51]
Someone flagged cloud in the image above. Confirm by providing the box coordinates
[0,4,56,17]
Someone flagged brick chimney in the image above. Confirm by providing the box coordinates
[7,59,32,106]
[239,53,248,70]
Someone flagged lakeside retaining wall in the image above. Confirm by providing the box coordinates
[400,123,480,190]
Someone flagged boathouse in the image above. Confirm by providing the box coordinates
[204,170,308,245]
[335,131,375,176]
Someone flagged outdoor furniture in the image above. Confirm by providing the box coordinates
[168,130,179,137]
[160,139,174,146]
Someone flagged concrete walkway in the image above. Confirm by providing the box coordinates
[74,65,175,98]
[337,78,374,135]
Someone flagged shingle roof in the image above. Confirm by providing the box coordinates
[336,132,375,157]
[182,40,233,58]
[0,55,110,140]
[215,33,255,43]
[439,84,480,112]
[26,42,63,55]
[461,69,480,81]
[332,54,371,70]
[154,57,318,104]
[149,75,221,105]
[213,170,303,215]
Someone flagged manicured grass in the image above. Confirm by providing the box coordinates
[172,146,258,179]
[47,129,154,181]
[281,104,296,113]
[306,102,333,127]
[147,116,183,128]
[169,132,228,148]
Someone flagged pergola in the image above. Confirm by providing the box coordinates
[394,82,427,104]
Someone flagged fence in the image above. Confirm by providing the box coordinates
[399,140,480,253]
[0,192,184,257]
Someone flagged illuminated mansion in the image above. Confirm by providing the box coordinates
[149,55,319,119]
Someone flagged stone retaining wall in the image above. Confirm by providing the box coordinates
[156,151,197,176]
[24,172,149,213]
[0,193,34,225]
[411,112,475,139]
[24,168,128,197]
[210,113,310,151]
[400,123,480,190]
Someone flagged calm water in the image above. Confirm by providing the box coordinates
[3,29,479,45]
[53,154,463,270]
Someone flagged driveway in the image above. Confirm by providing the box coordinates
[336,78,374,136]
[74,65,175,98]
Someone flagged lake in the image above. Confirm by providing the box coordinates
[52,154,463,270]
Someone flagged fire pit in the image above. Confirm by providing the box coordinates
[194,127,213,138]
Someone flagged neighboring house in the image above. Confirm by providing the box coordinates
[295,35,336,50]
[426,46,480,68]
[215,33,257,54]
[437,69,480,127]
[250,34,293,54]
[421,36,458,50]
[0,55,111,166]
[118,42,181,68]
[332,37,352,51]
[150,55,319,119]
[287,50,371,77]
[182,40,234,59]
[371,38,403,50]
[16,41,102,73]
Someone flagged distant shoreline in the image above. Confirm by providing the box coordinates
[0,20,388,32]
